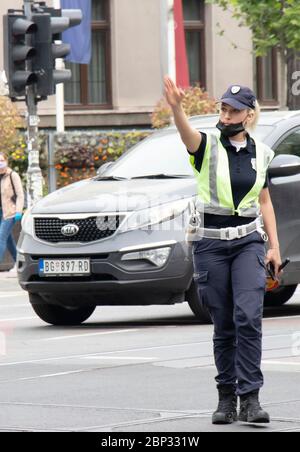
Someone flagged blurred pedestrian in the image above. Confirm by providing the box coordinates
[0,152,24,276]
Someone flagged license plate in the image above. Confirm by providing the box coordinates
[39,259,91,277]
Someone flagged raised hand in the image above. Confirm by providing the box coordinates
[164,75,185,108]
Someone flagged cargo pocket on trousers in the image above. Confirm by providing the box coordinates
[257,255,267,290]
[193,271,209,307]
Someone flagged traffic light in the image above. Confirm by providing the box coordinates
[51,8,83,87]
[31,12,71,98]
[3,6,83,101]
[3,13,38,99]
[32,7,82,97]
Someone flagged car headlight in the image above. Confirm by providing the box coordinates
[121,247,171,267]
[21,209,34,236]
[118,199,191,233]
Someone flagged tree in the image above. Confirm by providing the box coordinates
[208,0,300,109]
[0,96,24,156]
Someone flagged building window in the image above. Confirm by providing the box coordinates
[65,0,112,108]
[183,0,206,88]
[255,48,278,105]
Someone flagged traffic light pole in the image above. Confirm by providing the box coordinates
[53,0,65,133]
[24,0,43,209]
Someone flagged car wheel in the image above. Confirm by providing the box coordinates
[186,280,212,324]
[264,284,298,308]
[29,293,96,326]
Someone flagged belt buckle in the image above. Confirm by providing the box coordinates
[225,227,239,240]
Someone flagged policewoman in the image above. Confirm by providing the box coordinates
[164,76,283,425]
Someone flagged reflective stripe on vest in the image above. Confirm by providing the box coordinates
[190,133,275,217]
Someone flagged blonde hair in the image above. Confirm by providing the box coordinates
[246,100,260,132]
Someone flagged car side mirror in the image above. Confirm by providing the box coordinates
[268,154,300,178]
[96,162,115,176]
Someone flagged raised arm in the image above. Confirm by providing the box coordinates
[164,75,202,153]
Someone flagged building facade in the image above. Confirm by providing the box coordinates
[0,0,283,130]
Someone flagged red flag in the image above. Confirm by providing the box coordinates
[174,0,190,88]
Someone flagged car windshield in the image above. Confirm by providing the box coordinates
[102,131,195,179]
[101,125,275,179]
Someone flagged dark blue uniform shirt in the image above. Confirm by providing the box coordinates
[188,132,269,229]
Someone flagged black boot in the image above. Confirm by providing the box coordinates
[212,385,238,425]
[238,390,270,424]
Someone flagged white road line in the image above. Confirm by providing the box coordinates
[81,356,157,360]
[8,369,91,382]
[262,360,300,366]
[264,334,295,339]
[0,341,211,367]
[0,317,37,322]
[0,333,299,368]
[264,315,300,321]
[0,359,157,383]
[40,329,139,341]
[0,292,25,298]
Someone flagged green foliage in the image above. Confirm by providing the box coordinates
[207,0,300,58]
[8,131,151,192]
[0,96,24,156]
[53,131,151,189]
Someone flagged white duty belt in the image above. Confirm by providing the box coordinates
[200,216,269,241]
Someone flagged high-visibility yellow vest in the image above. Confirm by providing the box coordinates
[190,134,275,217]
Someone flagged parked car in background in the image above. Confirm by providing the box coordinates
[17,111,300,325]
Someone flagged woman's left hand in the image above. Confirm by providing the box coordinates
[265,248,283,280]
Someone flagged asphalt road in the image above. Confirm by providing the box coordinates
[0,275,300,433]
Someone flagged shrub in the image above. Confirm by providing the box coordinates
[0,96,24,156]
[151,84,217,129]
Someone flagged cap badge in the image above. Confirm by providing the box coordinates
[231,86,241,94]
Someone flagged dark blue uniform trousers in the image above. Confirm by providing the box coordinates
[192,230,267,396]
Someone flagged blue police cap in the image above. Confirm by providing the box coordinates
[218,85,257,110]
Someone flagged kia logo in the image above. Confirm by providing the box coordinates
[61,224,79,237]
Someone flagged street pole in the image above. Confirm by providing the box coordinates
[160,0,169,91]
[53,0,65,133]
[167,0,176,81]
[24,0,43,209]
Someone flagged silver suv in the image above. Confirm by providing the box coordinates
[17,111,300,325]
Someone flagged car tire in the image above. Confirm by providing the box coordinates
[186,280,212,324]
[29,293,96,326]
[264,284,298,308]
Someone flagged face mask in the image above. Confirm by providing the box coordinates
[0,162,7,170]
[216,120,246,138]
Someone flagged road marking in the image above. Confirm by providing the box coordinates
[0,317,36,323]
[0,334,299,368]
[40,329,138,342]
[0,341,211,367]
[264,315,300,321]
[82,356,157,360]
[0,359,157,383]
[0,292,25,298]
[262,360,300,366]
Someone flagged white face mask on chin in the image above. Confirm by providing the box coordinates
[0,163,7,170]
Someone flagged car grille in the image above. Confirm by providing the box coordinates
[34,216,125,243]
